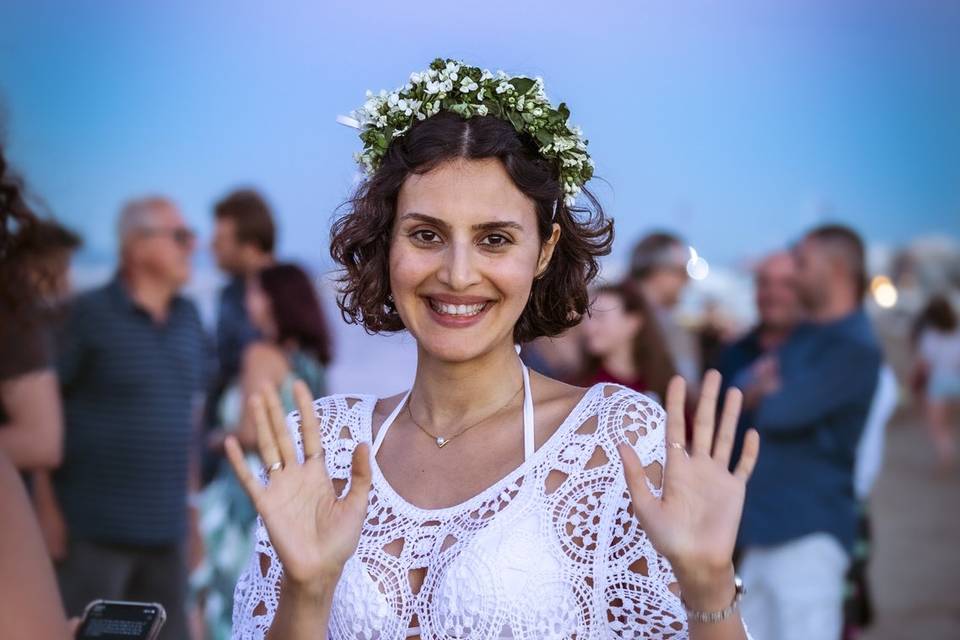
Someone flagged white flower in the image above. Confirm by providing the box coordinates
[477,105,488,116]
[516,95,525,111]
[425,81,441,95]
[495,81,512,95]
[533,107,543,116]
[481,69,494,81]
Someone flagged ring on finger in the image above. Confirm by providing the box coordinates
[668,441,689,457]
[306,452,323,461]
[267,461,284,474]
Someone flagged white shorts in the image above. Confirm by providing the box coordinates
[739,532,850,640]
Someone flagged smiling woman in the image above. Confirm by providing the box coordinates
[227,59,759,640]
[330,110,613,344]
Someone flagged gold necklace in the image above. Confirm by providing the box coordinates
[407,384,523,448]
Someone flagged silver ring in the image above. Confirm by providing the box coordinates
[668,442,689,457]
[267,461,284,474]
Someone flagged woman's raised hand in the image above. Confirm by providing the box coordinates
[224,381,372,587]
[618,370,760,592]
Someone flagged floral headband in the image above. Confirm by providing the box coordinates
[338,58,594,206]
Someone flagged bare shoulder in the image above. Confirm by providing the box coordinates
[371,391,407,441]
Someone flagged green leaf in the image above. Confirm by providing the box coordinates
[511,77,535,94]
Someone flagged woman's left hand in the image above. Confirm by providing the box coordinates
[618,370,760,595]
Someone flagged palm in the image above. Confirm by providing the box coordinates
[619,371,759,576]
[225,382,372,585]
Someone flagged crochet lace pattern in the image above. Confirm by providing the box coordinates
[233,384,690,639]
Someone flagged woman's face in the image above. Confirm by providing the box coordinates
[245,276,276,340]
[390,158,560,363]
[583,291,643,359]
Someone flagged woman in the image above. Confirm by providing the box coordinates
[228,59,759,639]
[192,263,331,639]
[913,294,960,471]
[582,280,677,403]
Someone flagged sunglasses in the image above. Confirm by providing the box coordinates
[142,227,196,247]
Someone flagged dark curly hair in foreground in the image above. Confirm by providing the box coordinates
[330,111,614,343]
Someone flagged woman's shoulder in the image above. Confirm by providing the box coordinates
[580,381,668,462]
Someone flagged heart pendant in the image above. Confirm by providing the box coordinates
[436,436,448,448]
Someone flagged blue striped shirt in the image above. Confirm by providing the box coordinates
[55,276,209,546]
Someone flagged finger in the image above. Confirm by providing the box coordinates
[252,394,281,469]
[225,435,264,504]
[713,386,743,466]
[294,380,324,463]
[617,443,659,522]
[344,443,373,511]
[734,428,761,481]
[664,376,687,456]
[264,383,298,466]
[691,369,722,457]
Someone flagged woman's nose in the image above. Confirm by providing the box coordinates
[437,243,482,290]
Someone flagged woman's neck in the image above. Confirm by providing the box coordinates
[601,344,637,382]
[408,339,524,432]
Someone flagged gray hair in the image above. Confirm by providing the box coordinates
[117,196,175,245]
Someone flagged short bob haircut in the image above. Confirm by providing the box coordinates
[330,111,614,344]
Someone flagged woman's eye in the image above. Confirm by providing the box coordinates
[411,229,440,244]
[480,234,511,248]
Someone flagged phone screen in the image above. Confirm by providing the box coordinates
[75,601,165,639]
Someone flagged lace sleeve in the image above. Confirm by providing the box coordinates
[231,394,364,639]
[595,387,688,638]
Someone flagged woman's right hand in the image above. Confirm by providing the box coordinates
[225,380,372,590]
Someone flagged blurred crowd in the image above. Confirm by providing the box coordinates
[2,137,959,640]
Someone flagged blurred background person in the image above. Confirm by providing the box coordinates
[628,231,702,389]
[205,189,276,483]
[38,196,207,640]
[735,224,883,640]
[191,262,331,640]
[581,280,676,403]
[717,250,803,464]
[1,217,81,474]
[911,294,960,472]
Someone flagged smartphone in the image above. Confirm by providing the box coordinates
[75,600,166,640]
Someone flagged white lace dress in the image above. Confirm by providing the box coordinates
[233,376,693,639]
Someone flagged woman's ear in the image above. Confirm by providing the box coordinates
[536,223,562,278]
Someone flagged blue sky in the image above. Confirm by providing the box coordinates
[2,0,958,272]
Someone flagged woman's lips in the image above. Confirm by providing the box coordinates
[423,296,493,328]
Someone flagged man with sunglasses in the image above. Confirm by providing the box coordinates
[44,196,207,640]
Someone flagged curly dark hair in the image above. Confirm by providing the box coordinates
[330,111,614,343]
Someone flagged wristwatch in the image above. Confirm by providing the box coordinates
[681,575,745,624]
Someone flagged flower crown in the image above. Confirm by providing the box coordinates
[340,58,594,206]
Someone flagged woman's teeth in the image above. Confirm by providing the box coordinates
[429,299,487,317]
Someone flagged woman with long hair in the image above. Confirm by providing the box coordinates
[913,294,960,472]
[228,59,759,639]
[192,262,331,639]
[582,280,677,403]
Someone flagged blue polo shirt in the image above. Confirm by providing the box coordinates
[55,276,209,546]
[737,308,881,555]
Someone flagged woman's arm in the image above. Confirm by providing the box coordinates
[617,371,759,640]
[231,342,288,451]
[0,369,63,470]
[0,453,72,639]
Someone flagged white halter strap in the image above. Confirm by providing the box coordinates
[372,360,535,461]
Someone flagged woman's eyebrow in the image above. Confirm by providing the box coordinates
[398,212,524,233]
[472,220,524,232]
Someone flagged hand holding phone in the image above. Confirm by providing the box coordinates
[74,600,165,640]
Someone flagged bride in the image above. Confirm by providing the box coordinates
[227,59,759,639]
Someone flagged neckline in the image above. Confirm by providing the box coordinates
[364,383,600,518]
